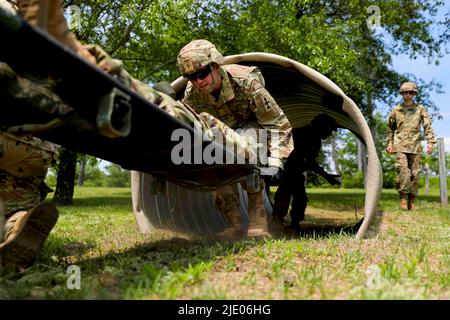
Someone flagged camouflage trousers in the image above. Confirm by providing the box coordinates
[0,132,55,217]
[396,152,421,196]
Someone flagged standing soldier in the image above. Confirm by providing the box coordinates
[177,39,293,239]
[386,82,437,210]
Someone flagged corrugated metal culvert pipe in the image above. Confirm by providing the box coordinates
[132,53,382,240]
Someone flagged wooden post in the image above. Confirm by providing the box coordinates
[437,138,448,207]
[425,163,430,195]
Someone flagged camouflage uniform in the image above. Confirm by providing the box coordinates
[182,64,292,168]
[0,0,80,270]
[85,45,259,163]
[0,1,58,217]
[387,102,436,196]
[0,132,56,217]
[178,39,293,238]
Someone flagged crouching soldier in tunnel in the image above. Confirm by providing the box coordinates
[270,114,341,235]
[177,39,293,240]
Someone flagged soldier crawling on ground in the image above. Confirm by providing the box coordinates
[270,114,341,235]
[0,0,93,271]
[0,1,289,270]
[386,81,436,210]
[0,0,203,271]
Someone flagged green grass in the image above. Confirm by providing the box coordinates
[0,186,448,299]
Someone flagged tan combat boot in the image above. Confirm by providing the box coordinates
[247,191,271,239]
[408,195,416,210]
[0,203,58,271]
[214,208,244,241]
[400,193,408,210]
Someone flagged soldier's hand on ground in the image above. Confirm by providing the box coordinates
[386,145,393,154]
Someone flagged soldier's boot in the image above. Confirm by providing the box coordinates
[408,195,416,210]
[214,208,244,241]
[0,203,58,272]
[270,207,298,238]
[247,191,271,239]
[269,218,297,238]
[399,193,408,210]
[270,188,291,237]
[289,201,306,232]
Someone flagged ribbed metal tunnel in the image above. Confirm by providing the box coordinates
[131,170,273,235]
[132,53,382,239]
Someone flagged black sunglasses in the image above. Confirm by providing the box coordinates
[402,91,416,95]
[186,66,211,81]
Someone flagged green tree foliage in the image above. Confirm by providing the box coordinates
[104,164,131,187]
[76,159,107,187]
[57,0,448,190]
[336,113,397,188]
[422,147,450,176]
[65,0,447,116]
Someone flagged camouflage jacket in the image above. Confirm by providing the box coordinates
[182,65,293,168]
[387,103,437,154]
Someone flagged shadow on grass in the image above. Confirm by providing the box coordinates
[1,223,368,299]
[296,219,364,238]
[75,237,257,270]
[69,221,365,277]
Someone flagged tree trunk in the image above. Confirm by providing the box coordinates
[357,140,368,187]
[77,154,86,186]
[53,147,77,205]
[330,135,340,175]
[357,140,366,172]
